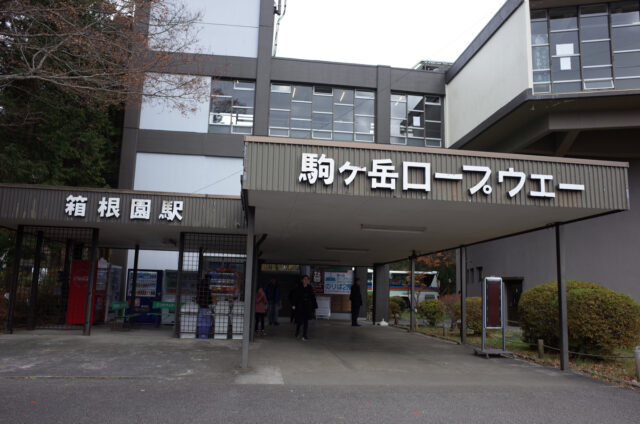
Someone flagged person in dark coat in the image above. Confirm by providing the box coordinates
[349,278,363,326]
[292,275,317,341]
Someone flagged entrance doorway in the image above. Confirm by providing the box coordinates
[503,278,523,325]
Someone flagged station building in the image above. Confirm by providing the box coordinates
[1,0,638,368]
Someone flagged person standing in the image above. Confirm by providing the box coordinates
[292,275,317,341]
[349,278,363,326]
[265,278,281,326]
[255,287,267,336]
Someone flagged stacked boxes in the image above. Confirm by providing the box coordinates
[231,301,244,340]
[197,307,212,339]
[214,301,230,339]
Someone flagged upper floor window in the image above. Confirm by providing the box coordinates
[390,94,442,148]
[531,1,640,94]
[209,79,255,134]
[269,84,375,142]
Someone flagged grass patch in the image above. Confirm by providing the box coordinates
[396,323,639,389]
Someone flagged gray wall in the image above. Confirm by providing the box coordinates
[465,160,640,303]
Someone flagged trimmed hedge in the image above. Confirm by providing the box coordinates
[417,299,446,326]
[390,296,406,311]
[519,281,640,355]
[454,297,482,334]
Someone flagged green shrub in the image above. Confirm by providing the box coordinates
[417,298,446,326]
[519,281,640,355]
[439,294,461,328]
[390,296,406,311]
[453,297,482,334]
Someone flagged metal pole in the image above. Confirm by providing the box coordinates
[174,233,185,338]
[460,246,467,344]
[481,278,486,352]
[83,229,99,336]
[60,239,73,325]
[555,223,569,370]
[242,207,256,369]
[6,226,24,334]
[502,280,507,352]
[197,247,204,279]
[127,244,140,325]
[409,254,416,332]
[28,231,44,330]
[249,255,258,342]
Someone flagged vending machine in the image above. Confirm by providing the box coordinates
[65,259,104,325]
[105,264,122,322]
[161,270,198,325]
[126,269,163,323]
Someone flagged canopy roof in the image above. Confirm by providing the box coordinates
[243,137,629,266]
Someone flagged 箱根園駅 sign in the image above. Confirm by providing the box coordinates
[64,194,184,222]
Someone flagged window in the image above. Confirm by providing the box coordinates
[611,1,640,88]
[209,80,255,134]
[531,1,640,93]
[390,94,442,147]
[269,84,375,142]
[580,4,613,90]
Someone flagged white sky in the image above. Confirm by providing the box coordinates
[275,0,508,68]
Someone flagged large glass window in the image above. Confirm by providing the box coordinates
[611,1,640,88]
[209,80,255,134]
[269,84,375,142]
[390,94,442,148]
[531,1,640,93]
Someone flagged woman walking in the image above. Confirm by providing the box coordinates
[255,287,267,336]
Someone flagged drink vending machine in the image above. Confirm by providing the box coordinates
[161,270,198,325]
[65,259,108,325]
[126,269,163,323]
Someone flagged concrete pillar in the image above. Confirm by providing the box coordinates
[253,0,275,136]
[375,66,391,145]
[373,264,389,323]
[354,267,369,318]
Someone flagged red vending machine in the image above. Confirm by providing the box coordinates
[65,259,105,325]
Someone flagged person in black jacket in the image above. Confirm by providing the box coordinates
[349,278,363,326]
[292,275,317,341]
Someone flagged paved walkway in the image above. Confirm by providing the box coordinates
[1,320,639,423]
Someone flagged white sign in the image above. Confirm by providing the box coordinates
[298,153,585,200]
[64,195,185,222]
[324,270,354,295]
[65,195,88,217]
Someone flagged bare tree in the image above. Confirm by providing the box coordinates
[0,0,210,112]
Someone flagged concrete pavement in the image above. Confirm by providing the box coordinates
[1,320,639,423]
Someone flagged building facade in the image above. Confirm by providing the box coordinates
[117,0,639,306]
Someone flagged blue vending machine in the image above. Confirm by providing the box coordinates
[126,269,163,323]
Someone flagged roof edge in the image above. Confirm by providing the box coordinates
[445,0,525,83]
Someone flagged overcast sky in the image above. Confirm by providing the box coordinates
[275,0,508,68]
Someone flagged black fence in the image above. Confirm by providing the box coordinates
[4,226,96,331]
[176,233,247,339]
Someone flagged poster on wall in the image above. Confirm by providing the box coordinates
[324,270,354,295]
[310,268,324,293]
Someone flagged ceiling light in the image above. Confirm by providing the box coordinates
[325,247,369,253]
[361,224,425,233]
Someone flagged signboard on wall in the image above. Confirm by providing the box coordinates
[324,270,354,295]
